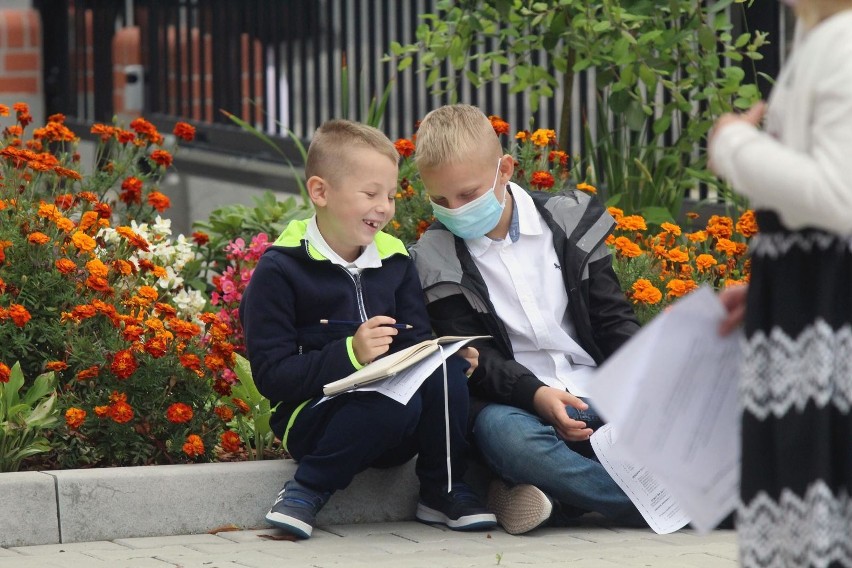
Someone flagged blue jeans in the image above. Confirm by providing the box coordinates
[473,402,645,526]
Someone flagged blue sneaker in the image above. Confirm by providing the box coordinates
[265,480,331,538]
[416,482,498,531]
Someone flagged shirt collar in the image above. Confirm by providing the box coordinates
[306,216,383,270]
[466,183,543,258]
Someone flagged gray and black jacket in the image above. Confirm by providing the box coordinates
[409,187,639,420]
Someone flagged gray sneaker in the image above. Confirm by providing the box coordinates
[487,479,553,535]
[265,480,331,539]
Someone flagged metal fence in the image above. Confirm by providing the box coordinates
[37,0,790,165]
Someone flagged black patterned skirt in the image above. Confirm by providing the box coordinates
[739,211,852,568]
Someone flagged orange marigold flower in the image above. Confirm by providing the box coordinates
[715,238,739,257]
[488,115,510,136]
[90,123,116,141]
[111,349,138,380]
[605,234,615,245]
[45,361,68,372]
[204,353,226,372]
[70,304,97,320]
[695,254,718,271]
[110,400,134,424]
[214,405,234,421]
[221,431,243,453]
[613,236,643,258]
[54,193,75,209]
[137,285,158,301]
[147,190,171,212]
[575,182,596,194]
[666,278,699,298]
[120,176,143,205]
[530,171,555,190]
[113,259,134,275]
[144,334,170,358]
[394,138,415,158]
[116,226,150,251]
[65,408,86,429]
[75,365,100,381]
[660,222,682,236]
[167,318,201,340]
[616,215,647,232]
[9,304,31,327]
[687,230,708,243]
[724,278,744,288]
[156,303,178,318]
[166,402,194,424]
[183,434,205,457]
[0,104,8,116]
[180,353,202,372]
[736,210,759,238]
[631,279,662,305]
[149,149,173,168]
[71,231,96,252]
[607,207,624,221]
[514,130,530,142]
[666,247,689,263]
[85,258,109,278]
[129,117,162,143]
[548,150,569,166]
[173,121,196,141]
[530,129,557,147]
[0,362,10,383]
[706,215,734,239]
[37,202,62,221]
[27,232,50,245]
[232,398,251,415]
[123,324,145,342]
[85,275,112,294]
[213,377,232,396]
[94,405,110,418]
[151,265,167,278]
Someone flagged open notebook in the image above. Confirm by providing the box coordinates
[322,335,489,396]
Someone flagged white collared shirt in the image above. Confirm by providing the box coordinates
[466,184,596,394]
[305,216,383,273]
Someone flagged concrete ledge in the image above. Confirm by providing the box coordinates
[0,471,60,546]
[2,458,424,546]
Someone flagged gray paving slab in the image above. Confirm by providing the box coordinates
[0,471,60,547]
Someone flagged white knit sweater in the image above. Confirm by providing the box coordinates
[709,9,852,235]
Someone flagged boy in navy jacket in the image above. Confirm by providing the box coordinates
[239,119,495,538]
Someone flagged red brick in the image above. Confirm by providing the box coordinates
[0,75,39,94]
[4,51,40,73]
[2,10,25,48]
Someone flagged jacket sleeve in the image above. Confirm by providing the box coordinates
[239,254,359,404]
[426,293,546,415]
[585,246,640,358]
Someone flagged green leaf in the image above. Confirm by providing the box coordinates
[234,354,264,404]
[398,56,413,72]
[22,372,55,407]
[698,25,717,52]
[640,205,676,225]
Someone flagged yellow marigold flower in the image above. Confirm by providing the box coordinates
[687,230,708,243]
[715,238,739,257]
[515,130,530,142]
[530,128,557,147]
[616,215,647,232]
[666,278,699,298]
[614,236,643,258]
[666,247,689,263]
[576,182,597,194]
[607,207,624,221]
[736,210,758,237]
[695,254,718,271]
[631,279,662,305]
[660,222,682,236]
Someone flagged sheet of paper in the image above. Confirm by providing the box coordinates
[316,339,475,405]
[590,423,690,534]
[586,286,743,533]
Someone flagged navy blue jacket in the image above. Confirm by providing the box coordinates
[239,219,432,441]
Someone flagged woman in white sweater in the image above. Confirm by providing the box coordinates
[710,1,852,566]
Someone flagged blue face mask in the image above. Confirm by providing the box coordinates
[431,160,506,240]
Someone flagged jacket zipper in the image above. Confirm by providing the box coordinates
[337,266,368,322]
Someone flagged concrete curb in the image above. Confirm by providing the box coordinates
[2,458,427,546]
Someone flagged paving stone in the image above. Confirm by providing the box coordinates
[111,535,230,549]
[8,541,128,556]
[0,549,22,557]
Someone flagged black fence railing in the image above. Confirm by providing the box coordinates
[36,0,789,187]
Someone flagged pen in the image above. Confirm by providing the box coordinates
[319,319,413,330]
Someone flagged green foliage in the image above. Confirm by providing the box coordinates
[387,0,768,219]
[0,363,59,472]
[224,355,279,460]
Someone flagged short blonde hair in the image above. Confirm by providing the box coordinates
[414,104,502,170]
[305,119,398,183]
[796,0,852,27]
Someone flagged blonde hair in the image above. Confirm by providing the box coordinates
[414,104,502,169]
[796,0,852,27]
[305,119,398,183]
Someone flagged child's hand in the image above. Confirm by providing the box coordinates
[533,387,592,442]
[457,346,479,377]
[352,316,399,365]
[718,284,748,336]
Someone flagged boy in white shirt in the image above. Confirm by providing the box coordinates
[409,104,646,534]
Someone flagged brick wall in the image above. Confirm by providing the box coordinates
[0,8,43,126]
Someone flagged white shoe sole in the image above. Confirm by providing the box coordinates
[415,503,497,531]
[265,510,313,538]
[487,481,552,535]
